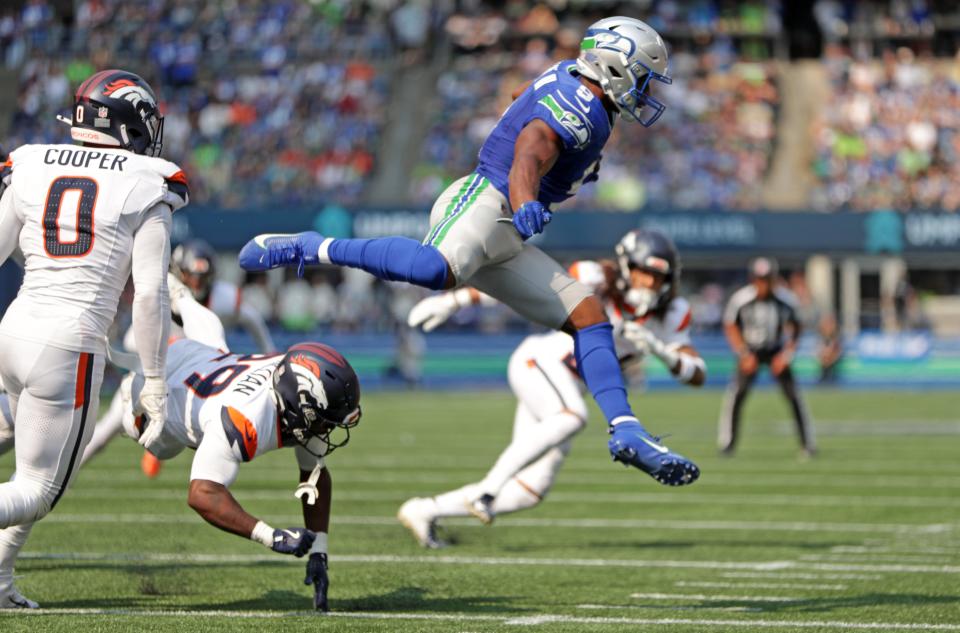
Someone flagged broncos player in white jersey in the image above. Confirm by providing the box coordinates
[80,238,274,474]
[0,69,187,608]
[120,339,360,611]
[398,230,705,547]
[240,17,701,490]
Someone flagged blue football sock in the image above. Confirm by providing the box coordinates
[574,322,638,425]
[326,237,449,290]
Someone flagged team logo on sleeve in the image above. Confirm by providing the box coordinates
[538,94,590,148]
[221,406,258,461]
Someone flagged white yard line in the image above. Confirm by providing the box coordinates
[40,513,959,535]
[2,607,960,630]
[71,468,960,491]
[721,571,881,581]
[18,551,960,575]
[61,488,960,509]
[674,580,846,591]
[629,592,798,603]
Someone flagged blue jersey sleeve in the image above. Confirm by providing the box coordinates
[522,65,596,151]
[529,88,592,151]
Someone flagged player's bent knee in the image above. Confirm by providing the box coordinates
[562,295,607,333]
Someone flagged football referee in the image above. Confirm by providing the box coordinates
[718,258,815,458]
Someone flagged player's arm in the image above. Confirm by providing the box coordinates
[300,464,331,611]
[236,301,276,352]
[188,434,316,556]
[130,204,173,448]
[508,119,562,211]
[407,287,496,332]
[664,344,706,387]
[622,322,706,387]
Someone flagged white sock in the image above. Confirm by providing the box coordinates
[476,411,584,497]
[430,483,481,519]
[317,238,335,264]
[0,522,32,591]
[79,391,125,467]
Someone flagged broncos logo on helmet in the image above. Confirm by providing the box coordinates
[272,343,361,457]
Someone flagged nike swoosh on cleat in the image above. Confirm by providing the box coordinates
[640,437,670,454]
[254,233,292,248]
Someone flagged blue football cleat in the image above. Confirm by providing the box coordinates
[608,421,700,486]
[238,232,325,276]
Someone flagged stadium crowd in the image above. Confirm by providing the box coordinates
[811,44,960,212]
[1,0,418,208]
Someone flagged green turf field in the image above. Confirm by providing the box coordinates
[1,388,958,632]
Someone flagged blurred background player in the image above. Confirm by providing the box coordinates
[120,339,361,611]
[0,69,185,608]
[718,258,815,458]
[399,229,705,547]
[240,17,700,489]
[171,240,276,353]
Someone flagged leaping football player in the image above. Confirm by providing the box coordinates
[120,338,361,611]
[0,69,186,608]
[238,18,701,491]
[399,230,705,547]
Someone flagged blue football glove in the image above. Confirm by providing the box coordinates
[271,527,316,557]
[304,552,329,612]
[608,421,700,486]
[511,201,552,240]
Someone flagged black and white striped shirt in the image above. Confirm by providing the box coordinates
[723,285,799,355]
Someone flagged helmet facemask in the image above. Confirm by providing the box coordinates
[273,354,361,458]
[615,229,679,316]
[578,24,672,127]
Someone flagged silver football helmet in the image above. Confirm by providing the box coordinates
[615,229,679,315]
[576,17,671,126]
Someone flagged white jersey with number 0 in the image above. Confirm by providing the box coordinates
[0,143,187,353]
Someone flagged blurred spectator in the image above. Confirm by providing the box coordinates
[277,269,316,332]
[812,45,960,212]
[2,0,405,208]
[240,272,275,324]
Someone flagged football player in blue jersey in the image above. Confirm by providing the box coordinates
[239,17,700,491]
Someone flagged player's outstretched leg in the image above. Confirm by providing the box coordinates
[239,232,451,290]
[469,408,585,524]
[567,296,699,486]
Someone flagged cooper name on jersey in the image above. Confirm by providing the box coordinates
[43,147,128,172]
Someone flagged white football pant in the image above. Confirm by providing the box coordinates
[431,347,587,518]
[0,335,104,582]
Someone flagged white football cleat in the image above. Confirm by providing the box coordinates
[397,498,446,549]
[0,585,39,609]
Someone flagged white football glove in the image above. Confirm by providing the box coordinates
[622,321,679,368]
[136,377,168,450]
[407,289,473,332]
